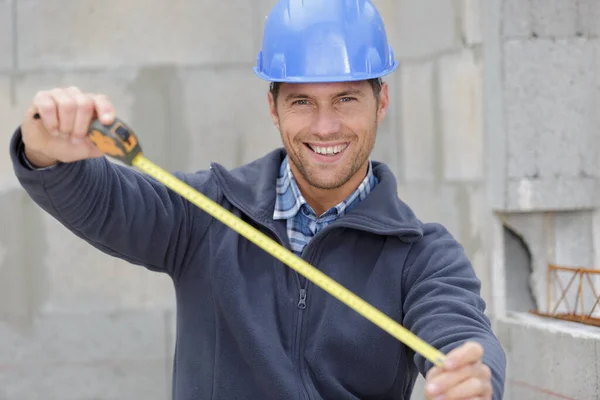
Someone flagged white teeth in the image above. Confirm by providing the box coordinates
[310,144,348,155]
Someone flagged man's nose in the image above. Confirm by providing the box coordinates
[312,110,342,138]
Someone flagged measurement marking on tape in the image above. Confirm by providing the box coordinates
[132,154,446,367]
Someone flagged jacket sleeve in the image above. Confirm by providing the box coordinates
[402,222,506,399]
[9,127,218,280]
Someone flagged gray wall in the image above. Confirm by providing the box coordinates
[484,1,600,398]
[0,0,599,399]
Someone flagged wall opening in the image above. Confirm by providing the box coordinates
[503,225,537,313]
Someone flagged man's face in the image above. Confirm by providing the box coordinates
[268,80,389,191]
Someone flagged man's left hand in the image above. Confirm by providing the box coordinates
[424,341,492,400]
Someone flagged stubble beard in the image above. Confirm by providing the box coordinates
[285,124,377,191]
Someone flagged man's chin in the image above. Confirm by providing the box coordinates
[304,173,348,191]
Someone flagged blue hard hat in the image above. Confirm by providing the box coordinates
[254,0,398,83]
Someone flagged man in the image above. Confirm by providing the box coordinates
[9,0,505,399]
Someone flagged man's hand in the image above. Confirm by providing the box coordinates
[424,341,492,400]
[20,86,116,168]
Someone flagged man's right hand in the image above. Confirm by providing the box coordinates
[21,86,117,168]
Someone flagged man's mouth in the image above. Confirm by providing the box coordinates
[305,143,349,156]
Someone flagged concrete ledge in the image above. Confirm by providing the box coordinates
[502,178,598,211]
[497,312,600,400]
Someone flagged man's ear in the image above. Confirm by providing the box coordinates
[376,82,389,124]
[267,91,280,130]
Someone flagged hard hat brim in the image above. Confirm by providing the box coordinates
[253,61,399,83]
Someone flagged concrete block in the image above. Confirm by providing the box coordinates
[504,105,538,179]
[17,0,255,70]
[438,49,484,182]
[176,67,277,171]
[461,184,492,302]
[461,0,483,45]
[39,212,175,314]
[0,312,166,368]
[394,0,459,59]
[0,1,11,71]
[503,39,596,180]
[506,177,598,211]
[530,0,578,37]
[577,0,600,37]
[399,61,436,183]
[0,188,49,322]
[502,39,537,179]
[581,133,600,178]
[555,211,594,269]
[0,312,169,400]
[398,183,473,248]
[594,210,600,271]
[123,66,193,172]
[0,359,167,400]
[0,76,21,179]
[398,183,461,243]
[481,0,508,211]
[502,0,531,38]
[498,314,600,400]
[399,182,492,303]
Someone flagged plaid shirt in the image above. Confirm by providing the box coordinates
[273,155,378,256]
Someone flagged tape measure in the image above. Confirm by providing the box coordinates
[37,113,447,367]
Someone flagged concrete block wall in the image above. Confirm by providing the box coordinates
[483,0,600,398]
[1,0,599,399]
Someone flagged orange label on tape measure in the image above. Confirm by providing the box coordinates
[89,129,125,157]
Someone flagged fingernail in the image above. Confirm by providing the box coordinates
[71,137,83,144]
[101,112,114,121]
[50,130,60,137]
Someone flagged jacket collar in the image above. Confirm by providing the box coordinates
[209,148,423,242]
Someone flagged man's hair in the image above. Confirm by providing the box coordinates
[270,78,383,104]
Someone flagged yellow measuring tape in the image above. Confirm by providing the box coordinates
[75,115,447,367]
[131,153,446,367]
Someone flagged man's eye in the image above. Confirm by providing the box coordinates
[339,97,356,103]
[293,99,309,105]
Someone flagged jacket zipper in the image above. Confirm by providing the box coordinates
[236,219,311,399]
[293,230,332,400]
[295,279,310,400]
[294,243,311,399]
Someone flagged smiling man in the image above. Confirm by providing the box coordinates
[9,0,506,399]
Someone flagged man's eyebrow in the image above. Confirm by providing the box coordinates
[335,89,364,97]
[284,93,311,102]
[284,88,365,102]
